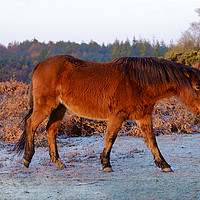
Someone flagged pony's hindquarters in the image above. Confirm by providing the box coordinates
[15,56,68,167]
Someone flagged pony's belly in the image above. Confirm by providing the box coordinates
[61,100,109,120]
[69,107,108,120]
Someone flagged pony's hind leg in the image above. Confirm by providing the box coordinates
[46,104,66,169]
[138,114,172,172]
[23,108,50,168]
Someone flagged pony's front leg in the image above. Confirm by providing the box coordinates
[100,111,126,172]
[138,114,172,172]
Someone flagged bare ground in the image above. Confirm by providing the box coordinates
[0,134,200,200]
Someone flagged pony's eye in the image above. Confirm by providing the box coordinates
[195,85,200,90]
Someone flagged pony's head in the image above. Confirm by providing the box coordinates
[178,67,200,116]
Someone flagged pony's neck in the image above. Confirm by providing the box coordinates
[150,84,177,102]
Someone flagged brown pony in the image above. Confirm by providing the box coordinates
[14,55,200,172]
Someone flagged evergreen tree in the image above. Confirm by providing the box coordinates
[38,46,48,62]
[124,39,131,57]
[152,40,162,57]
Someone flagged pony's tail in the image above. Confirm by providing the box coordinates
[13,82,34,155]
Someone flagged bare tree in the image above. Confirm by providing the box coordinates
[178,8,200,52]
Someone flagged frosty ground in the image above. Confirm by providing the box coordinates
[0,134,200,200]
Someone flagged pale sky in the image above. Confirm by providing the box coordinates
[0,0,200,46]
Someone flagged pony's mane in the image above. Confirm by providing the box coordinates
[112,57,192,88]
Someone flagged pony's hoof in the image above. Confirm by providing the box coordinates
[103,167,113,172]
[57,163,66,169]
[162,167,173,172]
[56,159,66,169]
[23,158,30,168]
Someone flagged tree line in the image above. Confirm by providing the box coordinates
[0,37,168,82]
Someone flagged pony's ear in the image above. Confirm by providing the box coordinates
[182,68,195,79]
[182,68,191,78]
